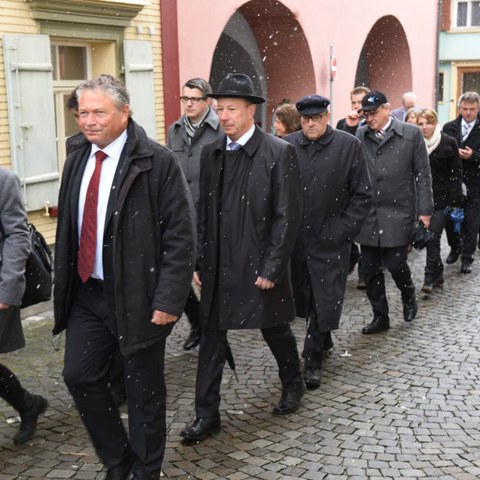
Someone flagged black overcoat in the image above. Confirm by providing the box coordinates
[53,120,196,355]
[443,114,480,197]
[429,132,463,210]
[285,127,372,328]
[197,127,302,330]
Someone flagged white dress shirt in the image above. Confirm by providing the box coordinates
[78,129,128,279]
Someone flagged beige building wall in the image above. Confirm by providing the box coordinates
[124,0,165,142]
[0,0,165,243]
[0,1,38,169]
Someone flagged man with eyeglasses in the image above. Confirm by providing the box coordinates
[285,94,371,389]
[167,78,223,351]
[355,91,433,335]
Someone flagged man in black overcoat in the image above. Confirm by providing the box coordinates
[285,95,372,389]
[442,91,480,273]
[181,73,305,443]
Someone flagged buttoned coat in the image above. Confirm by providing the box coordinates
[167,107,223,212]
[0,169,30,353]
[197,127,302,330]
[53,119,196,355]
[285,127,372,327]
[356,117,434,247]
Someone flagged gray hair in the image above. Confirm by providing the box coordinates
[76,74,130,112]
[458,91,480,107]
[184,77,212,96]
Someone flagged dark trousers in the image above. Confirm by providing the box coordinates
[195,301,302,418]
[303,319,330,370]
[0,363,27,412]
[361,245,415,320]
[425,209,448,281]
[461,196,480,263]
[184,287,199,329]
[63,281,166,479]
[445,220,463,252]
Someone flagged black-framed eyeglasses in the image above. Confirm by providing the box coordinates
[180,96,207,104]
[300,113,326,123]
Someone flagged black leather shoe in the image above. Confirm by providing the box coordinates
[183,327,200,351]
[304,368,322,390]
[273,382,306,416]
[362,317,390,334]
[13,394,48,444]
[105,457,134,480]
[180,417,220,442]
[461,262,472,274]
[403,299,418,322]
[323,334,334,352]
[446,249,461,264]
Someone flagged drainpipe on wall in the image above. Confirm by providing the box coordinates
[435,0,442,111]
[160,0,181,139]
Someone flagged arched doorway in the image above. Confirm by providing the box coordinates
[355,15,412,108]
[210,0,315,129]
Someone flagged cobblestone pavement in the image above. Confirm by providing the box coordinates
[1,242,480,479]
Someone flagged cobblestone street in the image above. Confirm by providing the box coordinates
[1,242,480,479]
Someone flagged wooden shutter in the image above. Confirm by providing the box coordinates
[3,34,58,211]
[123,40,156,140]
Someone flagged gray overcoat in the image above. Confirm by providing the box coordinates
[0,168,30,353]
[356,117,434,247]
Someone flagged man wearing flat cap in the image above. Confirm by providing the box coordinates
[181,73,305,442]
[355,90,433,335]
[285,94,372,389]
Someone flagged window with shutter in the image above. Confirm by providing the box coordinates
[3,34,59,212]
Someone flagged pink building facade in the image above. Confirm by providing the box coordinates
[170,0,439,129]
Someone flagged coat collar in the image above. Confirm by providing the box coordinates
[364,116,406,141]
[212,125,264,157]
[298,125,335,147]
[173,107,220,131]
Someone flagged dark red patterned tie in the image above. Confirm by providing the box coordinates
[77,150,108,283]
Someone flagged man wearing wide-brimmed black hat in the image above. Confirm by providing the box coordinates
[181,73,305,442]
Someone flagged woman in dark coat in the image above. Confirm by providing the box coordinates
[417,109,463,292]
[0,168,48,444]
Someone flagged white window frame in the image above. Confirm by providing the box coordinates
[452,0,480,29]
[51,41,93,174]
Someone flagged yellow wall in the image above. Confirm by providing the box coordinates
[124,0,165,143]
[0,0,165,244]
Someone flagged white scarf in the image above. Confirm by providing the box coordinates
[424,125,441,155]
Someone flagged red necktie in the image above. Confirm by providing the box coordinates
[77,150,108,283]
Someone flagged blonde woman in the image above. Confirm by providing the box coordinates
[417,109,463,293]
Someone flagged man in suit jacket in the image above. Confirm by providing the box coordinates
[391,91,417,121]
[356,91,433,335]
[167,78,223,351]
[54,75,195,480]
[443,91,480,273]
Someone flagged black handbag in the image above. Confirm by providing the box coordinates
[21,224,53,308]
